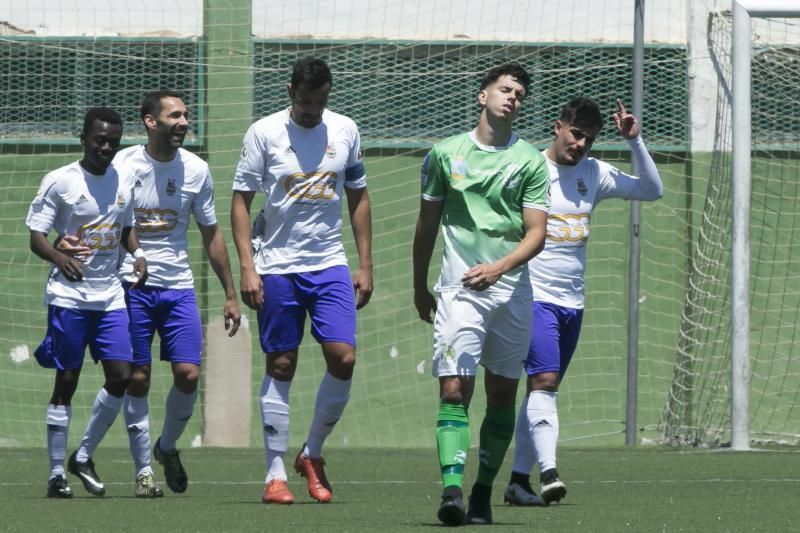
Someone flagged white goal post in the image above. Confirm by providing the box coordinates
[731,0,800,450]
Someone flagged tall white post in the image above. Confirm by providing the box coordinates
[625,0,645,447]
[730,0,752,451]
[730,0,800,450]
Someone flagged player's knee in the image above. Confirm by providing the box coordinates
[340,350,356,369]
[267,359,296,381]
[56,372,80,391]
[439,383,467,405]
[51,375,80,405]
[173,363,200,382]
[440,390,465,404]
[127,368,151,395]
[327,351,355,380]
[105,375,131,397]
[173,364,200,393]
[530,373,559,392]
[266,350,297,381]
[439,376,472,405]
[485,387,516,408]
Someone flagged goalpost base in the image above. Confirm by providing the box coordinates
[202,316,252,447]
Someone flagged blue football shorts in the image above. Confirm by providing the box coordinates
[34,305,132,370]
[524,301,584,378]
[256,265,357,353]
[124,283,203,366]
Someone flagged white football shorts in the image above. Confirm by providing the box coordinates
[431,288,531,380]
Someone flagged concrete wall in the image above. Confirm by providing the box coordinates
[5,1,795,161]
[1,0,203,36]
[5,0,686,41]
[250,0,687,43]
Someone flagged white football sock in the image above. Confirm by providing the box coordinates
[159,386,197,451]
[305,373,350,458]
[527,390,559,473]
[124,394,152,477]
[260,375,291,482]
[46,404,71,478]
[510,393,537,475]
[76,387,123,462]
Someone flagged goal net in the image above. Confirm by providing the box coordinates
[1,0,692,449]
[661,9,800,447]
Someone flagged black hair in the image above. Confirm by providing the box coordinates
[559,96,604,130]
[479,62,531,98]
[140,90,183,121]
[290,57,333,90]
[82,107,122,136]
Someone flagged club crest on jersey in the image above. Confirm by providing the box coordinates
[166,178,177,196]
[325,143,336,159]
[116,193,127,208]
[577,178,588,195]
[450,158,466,181]
[241,145,248,159]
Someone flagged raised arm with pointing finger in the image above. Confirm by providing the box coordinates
[504,96,662,507]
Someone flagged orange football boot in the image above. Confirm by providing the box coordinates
[294,449,332,503]
[262,479,295,505]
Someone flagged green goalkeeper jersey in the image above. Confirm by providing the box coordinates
[421,130,550,294]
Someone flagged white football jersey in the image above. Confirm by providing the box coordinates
[115,145,217,289]
[233,108,366,275]
[531,137,662,309]
[26,161,135,311]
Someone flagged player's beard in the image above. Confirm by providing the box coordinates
[296,113,321,128]
[169,126,186,147]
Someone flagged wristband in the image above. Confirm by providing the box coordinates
[133,248,146,260]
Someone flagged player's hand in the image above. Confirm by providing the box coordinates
[54,234,91,262]
[54,254,85,282]
[414,288,437,324]
[352,267,373,310]
[461,263,502,292]
[612,98,640,140]
[224,297,242,337]
[240,268,264,310]
[130,257,148,288]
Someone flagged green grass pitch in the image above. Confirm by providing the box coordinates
[3,149,800,532]
[1,446,799,532]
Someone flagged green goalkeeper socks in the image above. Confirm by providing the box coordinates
[475,403,515,488]
[436,401,470,489]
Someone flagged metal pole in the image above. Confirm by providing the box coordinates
[625,0,645,446]
[730,0,752,451]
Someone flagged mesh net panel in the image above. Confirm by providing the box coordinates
[0,2,701,449]
[660,12,800,447]
[1,38,201,143]
[252,40,687,149]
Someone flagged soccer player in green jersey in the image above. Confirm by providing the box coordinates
[412,62,550,526]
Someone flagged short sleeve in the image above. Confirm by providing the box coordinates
[26,173,61,234]
[122,171,137,228]
[521,155,550,211]
[420,148,446,202]
[232,123,267,192]
[193,167,218,226]
[344,124,366,190]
